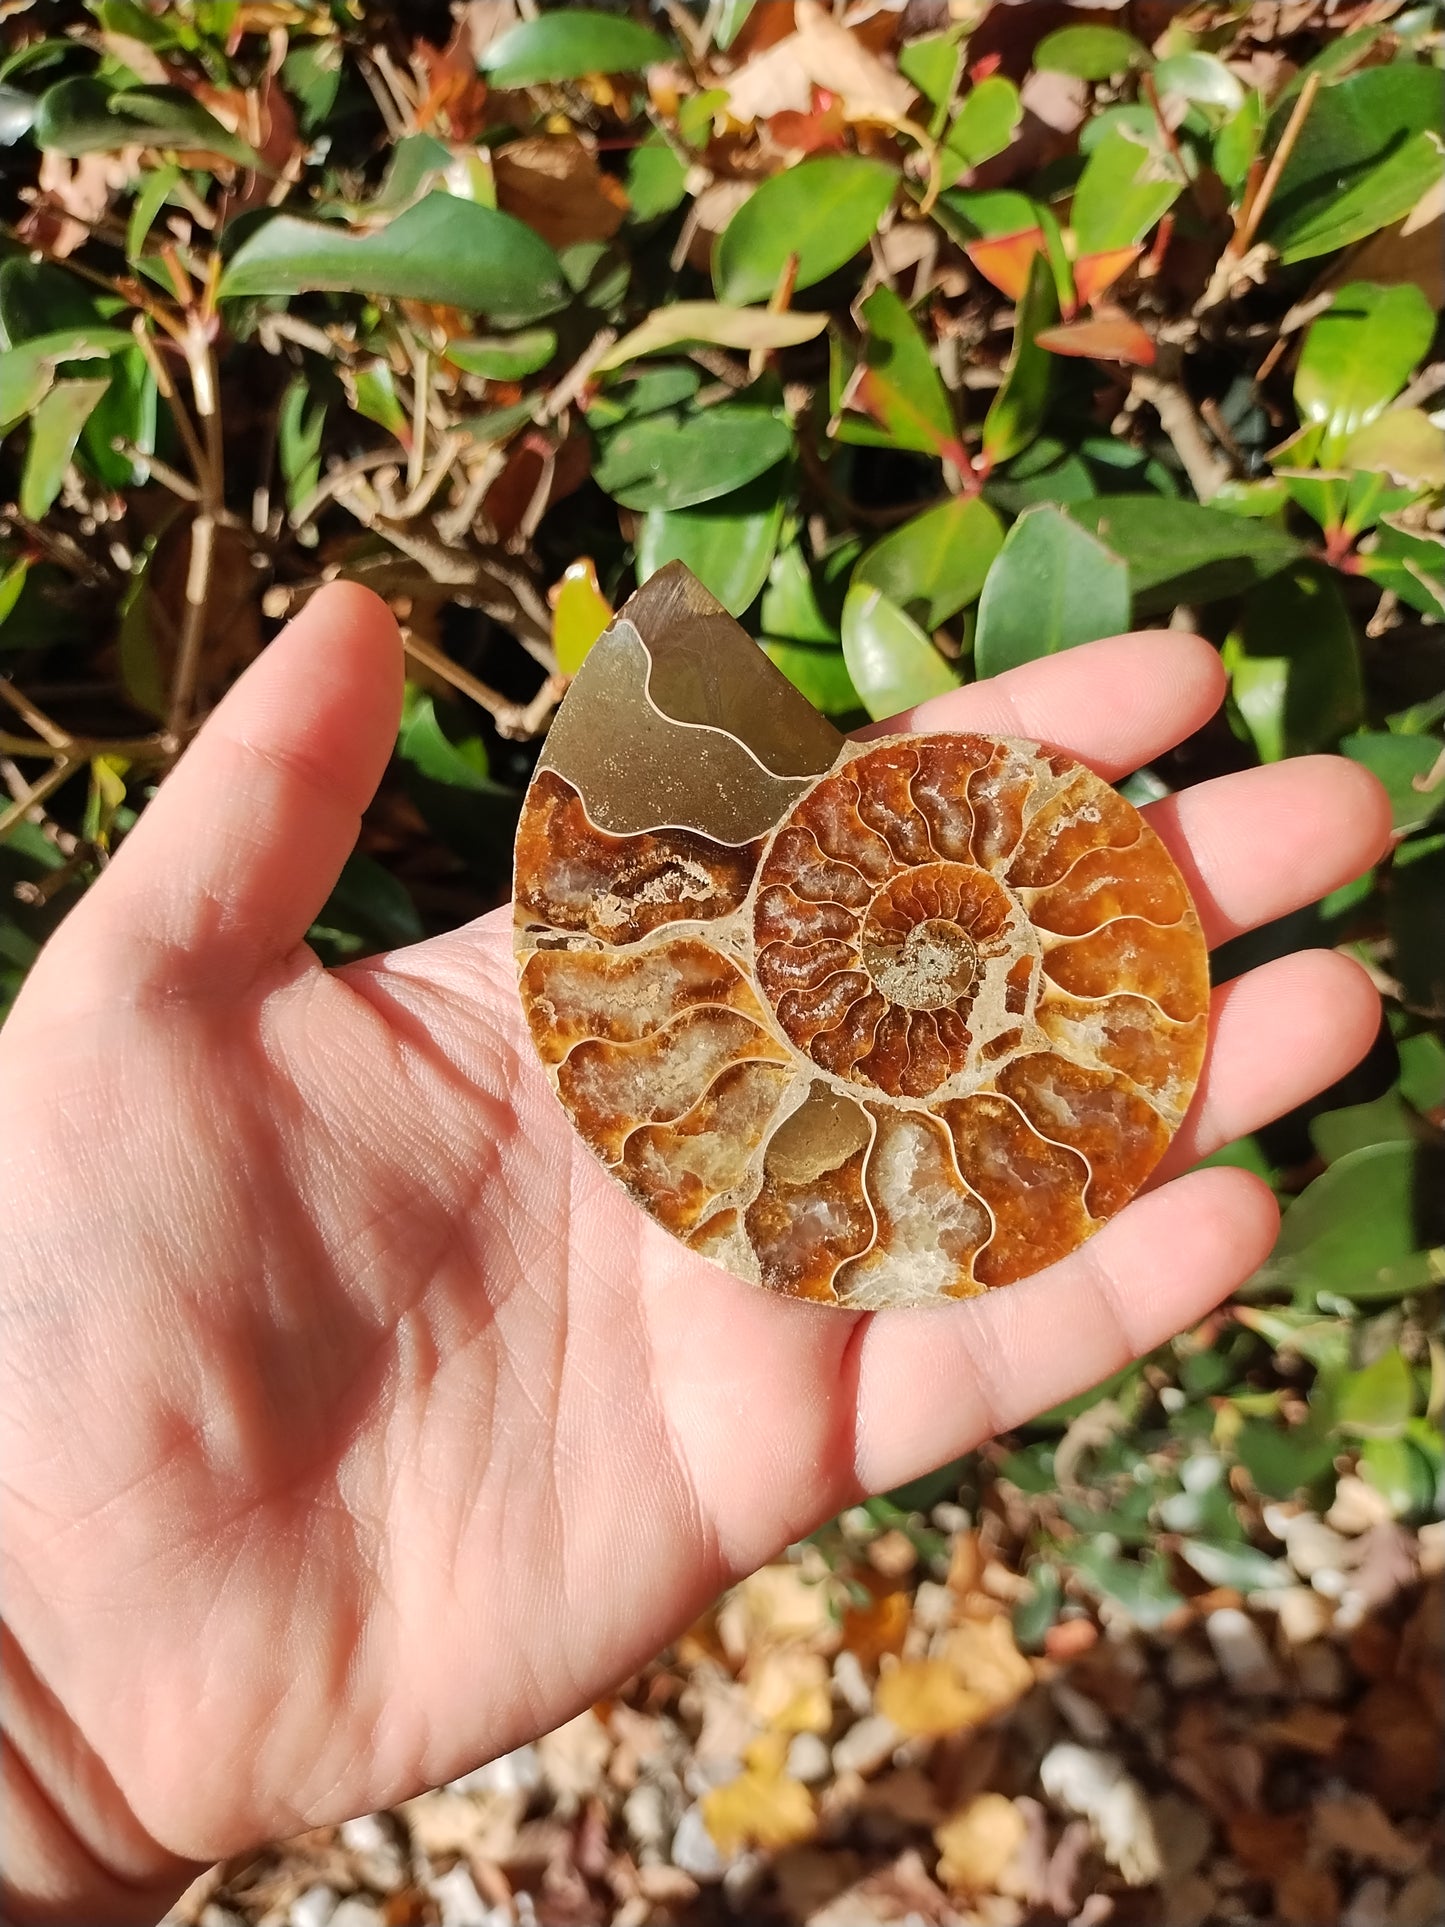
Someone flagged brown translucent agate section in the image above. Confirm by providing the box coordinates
[514,563,1209,1309]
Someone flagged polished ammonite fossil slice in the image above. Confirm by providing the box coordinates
[513,562,1209,1308]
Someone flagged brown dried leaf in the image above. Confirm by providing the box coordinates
[724,0,915,125]
[1274,1864,1342,1925]
[720,1562,840,1659]
[745,1648,833,1734]
[1256,1704,1347,1757]
[933,1793,1028,1897]
[1225,1810,1308,1877]
[840,1584,911,1671]
[493,137,627,250]
[876,1658,991,1738]
[701,1733,818,1854]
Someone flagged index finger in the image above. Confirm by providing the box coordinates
[857,630,1227,780]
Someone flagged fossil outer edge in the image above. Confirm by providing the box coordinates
[513,561,1210,1309]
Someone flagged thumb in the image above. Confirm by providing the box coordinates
[47,580,403,1003]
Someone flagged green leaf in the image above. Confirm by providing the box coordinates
[1178,1540,1292,1593]
[942,76,1021,182]
[19,375,110,520]
[0,328,131,436]
[713,155,897,305]
[760,639,862,718]
[587,363,700,427]
[552,561,612,676]
[34,77,258,164]
[1399,1030,1445,1113]
[221,194,568,327]
[1262,63,1445,264]
[277,373,326,514]
[934,187,1038,242]
[844,284,959,458]
[635,465,786,617]
[981,249,1057,466]
[1067,496,1303,613]
[1070,125,1185,256]
[125,160,180,261]
[855,495,1003,631]
[1391,838,1445,1018]
[626,129,689,222]
[760,541,854,644]
[598,301,827,370]
[1223,563,1363,763]
[1261,1141,1445,1304]
[1312,1091,1418,1165]
[1336,1348,1416,1439]
[1341,731,1444,835]
[1034,24,1149,80]
[591,399,793,510]
[1359,518,1445,620]
[1359,1435,1437,1519]
[974,505,1129,680]
[898,30,962,112]
[1152,52,1244,113]
[398,687,493,791]
[1295,281,1436,467]
[311,853,424,961]
[1344,408,1445,492]
[1236,1412,1339,1499]
[841,583,959,722]
[443,331,557,380]
[1215,88,1264,194]
[478,10,672,86]
[1069,1545,1182,1631]
[281,38,342,135]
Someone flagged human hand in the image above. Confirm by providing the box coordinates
[0,583,1390,1923]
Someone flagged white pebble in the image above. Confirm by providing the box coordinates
[670,1802,729,1881]
[1039,1743,1162,1887]
[786,1732,832,1783]
[831,1714,901,1779]
[430,1862,504,1927]
[1205,1609,1284,1696]
[288,1891,338,1927]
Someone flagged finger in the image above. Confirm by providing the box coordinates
[859,631,1226,780]
[851,1167,1278,1495]
[1145,756,1393,948]
[47,582,403,1003]
[1153,950,1381,1182]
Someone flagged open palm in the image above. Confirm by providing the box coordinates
[0,584,1389,1923]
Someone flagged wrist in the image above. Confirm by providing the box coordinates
[1,1626,198,1927]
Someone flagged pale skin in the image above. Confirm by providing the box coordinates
[0,584,1392,1924]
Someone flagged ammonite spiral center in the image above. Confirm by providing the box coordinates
[865,915,978,1011]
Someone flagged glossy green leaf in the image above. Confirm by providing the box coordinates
[1215,88,1265,194]
[312,853,424,961]
[1295,281,1435,466]
[1223,563,1363,763]
[1344,408,1445,491]
[591,400,792,511]
[281,38,343,134]
[347,362,409,443]
[1152,52,1244,112]
[478,10,672,86]
[855,494,1003,631]
[1313,1091,1417,1166]
[598,302,827,370]
[626,130,689,222]
[844,285,959,458]
[1071,126,1185,257]
[982,249,1057,467]
[713,156,897,305]
[1178,1540,1292,1592]
[587,364,701,428]
[942,77,1021,182]
[1359,1435,1437,1518]
[1341,731,1444,835]
[934,187,1038,242]
[1359,518,1445,621]
[1399,1030,1445,1114]
[19,375,110,520]
[0,83,36,145]
[398,687,492,791]
[1336,1348,1416,1438]
[898,30,962,112]
[444,330,557,380]
[0,556,29,626]
[1261,1140,1445,1303]
[34,78,258,163]
[1262,63,1445,263]
[1068,496,1303,613]
[975,505,1129,680]
[1034,24,1149,80]
[277,373,326,513]
[221,194,569,326]
[761,639,861,717]
[841,583,959,721]
[0,328,130,436]
[635,465,786,616]
[552,561,613,676]
[125,160,180,261]
[760,542,854,645]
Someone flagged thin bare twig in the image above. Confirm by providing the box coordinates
[1230,71,1321,262]
[402,632,563,739]
[1130,371,1232,501]
[0,758,79,842]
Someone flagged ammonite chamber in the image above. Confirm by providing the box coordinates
[514,563,1209,1308]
